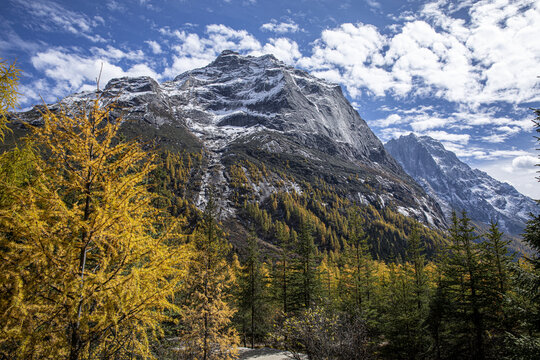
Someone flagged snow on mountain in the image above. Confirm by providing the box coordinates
[13,50,447,229]
[385,133,538,236]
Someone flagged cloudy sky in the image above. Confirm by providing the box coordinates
[1,0,539,197]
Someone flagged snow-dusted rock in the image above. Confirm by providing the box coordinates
[386,133,538,235]
[12,51,447,229]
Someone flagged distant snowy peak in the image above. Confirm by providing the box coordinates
[385,133,538,236]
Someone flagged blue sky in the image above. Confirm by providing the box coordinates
[1,0,539,197]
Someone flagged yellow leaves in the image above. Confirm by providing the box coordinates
[178,222,239,359]
[0,92,189,359]
[0,58,20,141]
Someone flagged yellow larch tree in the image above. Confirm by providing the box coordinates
[0,58,20,140]
[178,197,239,360]
[0,93,188,359]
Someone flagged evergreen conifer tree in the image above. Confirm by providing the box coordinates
[483,222,513,324]
[289,220,319,311]
[441,211,487,359]
[341,207,375,315]
[503,108,540,359]
[236,231,269,348]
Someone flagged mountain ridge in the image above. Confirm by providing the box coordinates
[385,133,537,236]
[9,51,451,258]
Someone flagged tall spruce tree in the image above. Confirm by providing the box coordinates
[503,108,540,359]
[406,223,431,357]
[408,222,429,311]
[341,207,375,315]
[274,221,292,314]
[381,262,417,359]
[380,225,431,359]
[291,220,318,310]
[521,108,540,331]
[236,231,269,348]
[442,211,487,359]
[318,253,340,310]
[481,221,517,356]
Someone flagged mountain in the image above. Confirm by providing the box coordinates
[385,133,537,236]
[9,51,448,258]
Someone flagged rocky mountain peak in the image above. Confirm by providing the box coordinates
[210,50,281,68]
[104,76,160,94]
[12,51,448,231]
[386,133,538,236]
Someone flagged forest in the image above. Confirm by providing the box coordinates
[0,59,539,360]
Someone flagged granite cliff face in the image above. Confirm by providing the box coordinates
[13,51,447,232]
[386,133,537,236]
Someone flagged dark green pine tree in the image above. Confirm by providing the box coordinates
[381,223,431,359]
[522,109,540,335]
[291,220,319,310]
[237,231,269,349]
[342,207,375,315]
[482,221,514,340]
[521,212,540,333]
[273,222,293,315]
[442,211,488,360]
[503,108,540,359]
[427,260,449,360]
[483,222,512,299]
[408,222,429,311]
[406,222,431,358]
[380,262,415,359]
[523,109,540,274]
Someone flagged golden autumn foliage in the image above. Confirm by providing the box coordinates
[178,199,239,360]
[0,59,20,141]
[0,94,188,360]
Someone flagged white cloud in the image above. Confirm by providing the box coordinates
[161,24,301,78]
[30,47,159,100]
[366,0,381,10]
[145,40,163,54]
[410,118,447,132]
[296,0,539,107]
[452,147,531,161]
[372,104,534,148]
[372,113,403,128]
[512,155,537,169]
[161,25,262,78]
[379,127,412,142]
[0,29,41,53]
[386,20,479,102]
[106,0,126,12]
[262,38,301,64]
[260,20,300,34]
[477,157,540,198]
[481,133,508,143]
[13,0,106,43]
[298,22,391,97]
[90,46,145,61]
[420,0,540,105]
[425,130,470,144]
